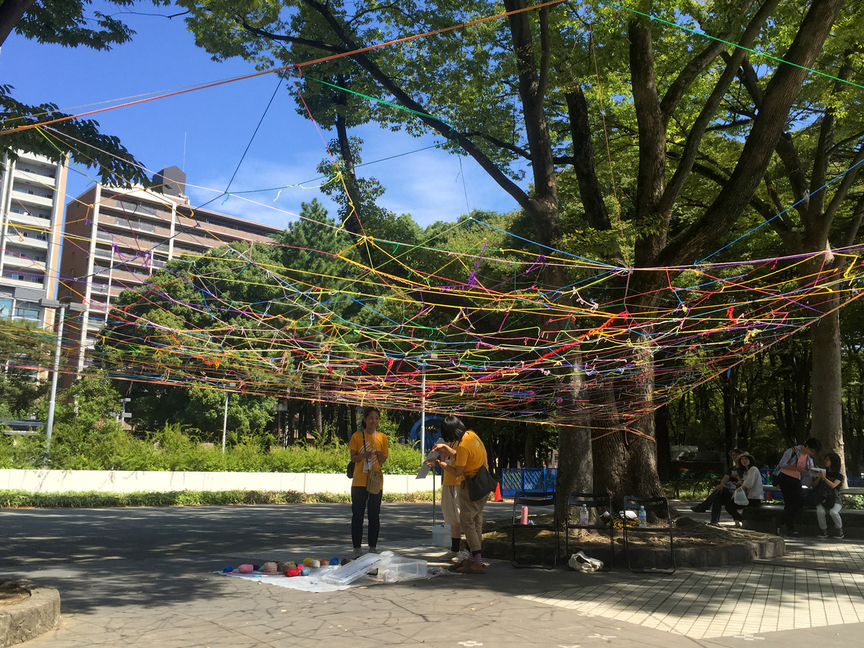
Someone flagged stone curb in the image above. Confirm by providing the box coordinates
[483,531,785,569]
[0,580,60,648]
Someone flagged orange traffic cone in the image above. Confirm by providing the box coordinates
[494,482,503,502]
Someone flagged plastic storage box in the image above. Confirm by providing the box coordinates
[378,554,428,582]
[321,551,388,585]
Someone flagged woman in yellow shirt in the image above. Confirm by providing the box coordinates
[432,415,488,574]
[348,407,388,559]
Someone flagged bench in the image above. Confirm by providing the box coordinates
[742,504,863,539]
[758,469,863,502]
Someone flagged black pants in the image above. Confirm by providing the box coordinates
[709,488,733,523]
[777,472,803,532]
[718,497,761,522]
[351,486,382,549]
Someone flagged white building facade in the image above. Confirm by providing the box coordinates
[0,151,68,327]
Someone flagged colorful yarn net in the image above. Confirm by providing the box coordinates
[68,214,862,428]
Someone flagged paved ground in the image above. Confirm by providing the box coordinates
[1,500,862,647]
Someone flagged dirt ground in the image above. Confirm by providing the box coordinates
[0,582,30,607]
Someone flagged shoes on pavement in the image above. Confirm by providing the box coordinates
[835,533,844,540]
[449,558,471,572]
[817,530,829,539]
[708,521,721,527]
[456,560,486,574]
[690,505,707,513]
[451,549,470,564]
[439,550,459,561]
[352,547,363,559]
[734,520,743,528]
[369,546,379,554]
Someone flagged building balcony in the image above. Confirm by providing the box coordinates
[0,272,46,288]
[10,189,53,209]
[2,254,46,272]
[6,211,51,228]
[3,234,49,251]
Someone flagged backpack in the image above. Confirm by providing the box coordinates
[772,447,799,481]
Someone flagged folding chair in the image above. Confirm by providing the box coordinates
[622,495,675,574]
[511,491,559,568]
[564,492,614,571]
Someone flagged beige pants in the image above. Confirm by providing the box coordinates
[441,484,461,535]
[458,482,487,551]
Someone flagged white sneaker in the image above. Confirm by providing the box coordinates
[817,531,829,539]
[451,550,470,564]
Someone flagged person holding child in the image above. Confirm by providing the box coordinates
[813,452,844,540]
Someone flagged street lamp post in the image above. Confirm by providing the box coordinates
[221,383,236,453]
[222,390,229,454]
[39,298,83,462]
[44,303,66,457]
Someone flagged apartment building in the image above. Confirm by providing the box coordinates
[59,166,284,373]
[0,150,68,327]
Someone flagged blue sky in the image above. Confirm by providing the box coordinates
[1,3,520,230]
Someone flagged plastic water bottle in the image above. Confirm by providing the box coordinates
[638,505,647,528]
[579,504,589,526]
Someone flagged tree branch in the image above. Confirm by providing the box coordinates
[657,0,780,218]
[240,18,346,54]
[658,0,845,267]
[290,0,537,216]
[0,0,36,47]
[659,0,757,123]
[629,9,667,265]
[565,82,612,231]
[841,193,864,248]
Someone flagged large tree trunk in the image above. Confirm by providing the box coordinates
[810,292,846,477]
[655,404,672,482]
[723,365,740,450]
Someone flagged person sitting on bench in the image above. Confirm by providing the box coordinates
[691,448,743,513]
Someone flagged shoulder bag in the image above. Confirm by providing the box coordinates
[346,432,364,478]
[464,464,497,502]
[363,435,384,495]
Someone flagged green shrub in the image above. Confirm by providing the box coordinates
[0,489,439,508]
[845,494,863,510]
[0,423,425,474]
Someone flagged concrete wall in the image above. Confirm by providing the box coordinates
[0,470,438,495]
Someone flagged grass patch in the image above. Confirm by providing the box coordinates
[0,489,442,509]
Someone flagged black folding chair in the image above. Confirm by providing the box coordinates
[564,492,614,571]
[622,495,675,574]
[511,491,559,568]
